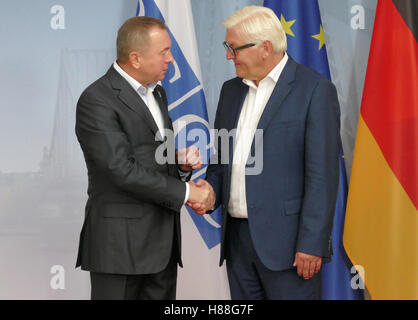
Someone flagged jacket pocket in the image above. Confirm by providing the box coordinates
[284,198,302,216]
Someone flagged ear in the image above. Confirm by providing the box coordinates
[129,51,141,69]
[262,40,274,59]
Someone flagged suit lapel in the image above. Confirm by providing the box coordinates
[249,58,297,156]
[228,80,248,164]
[153,85,178,177]
[153,85,171,131]
[106,66,160,137]
[257,57,296,132]
[229,81,249,131]
[225,81,248,199]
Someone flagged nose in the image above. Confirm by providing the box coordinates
[226,50,235,60]
[167,50,174,63]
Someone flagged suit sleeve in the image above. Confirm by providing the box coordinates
[75,89,186,212]
[296,78,341,257]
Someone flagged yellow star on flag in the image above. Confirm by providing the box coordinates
[280,14,296,37]
[312,24,326,50]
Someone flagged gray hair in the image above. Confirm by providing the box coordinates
[223,6,287,53]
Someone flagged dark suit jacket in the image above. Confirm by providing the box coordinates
[206,56,341,271]
[75,66,186,275]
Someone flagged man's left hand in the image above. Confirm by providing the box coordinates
[177,145,202,172]
[293,252,322,280]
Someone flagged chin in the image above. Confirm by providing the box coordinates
[235,68,244,78]
[236,71,245,79]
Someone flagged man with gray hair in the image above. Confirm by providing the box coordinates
[192,6,340,299]
[75,16,210,299]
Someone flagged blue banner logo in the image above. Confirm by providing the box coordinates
[137,0,222,249]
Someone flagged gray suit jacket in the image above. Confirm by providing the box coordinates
[75,66,186,275]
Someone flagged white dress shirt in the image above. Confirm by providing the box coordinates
[113,61,165,137]
[228,53,288,218]
[113,61,189,203]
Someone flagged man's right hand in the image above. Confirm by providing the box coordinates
[186,180,215,215]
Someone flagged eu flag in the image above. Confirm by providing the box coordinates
[264,0,363,300]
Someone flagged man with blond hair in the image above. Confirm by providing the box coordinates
[192,6,340,299]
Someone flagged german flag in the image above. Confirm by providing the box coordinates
[344,0,418,299]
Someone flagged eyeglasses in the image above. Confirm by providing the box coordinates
[223,41,257,57]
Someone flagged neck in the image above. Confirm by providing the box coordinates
[117,60,149,87]
[254,52,285,87]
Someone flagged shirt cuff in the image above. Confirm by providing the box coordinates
[183,181,190,205]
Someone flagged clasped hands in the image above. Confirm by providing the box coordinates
[186,179,215,215]
[176,145,215,215]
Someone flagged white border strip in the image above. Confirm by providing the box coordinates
[168,85,203,111]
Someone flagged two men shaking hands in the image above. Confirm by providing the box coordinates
[177,145,214,215]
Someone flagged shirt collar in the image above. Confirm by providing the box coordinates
[112,61,158,94]
[243,52,288,88]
